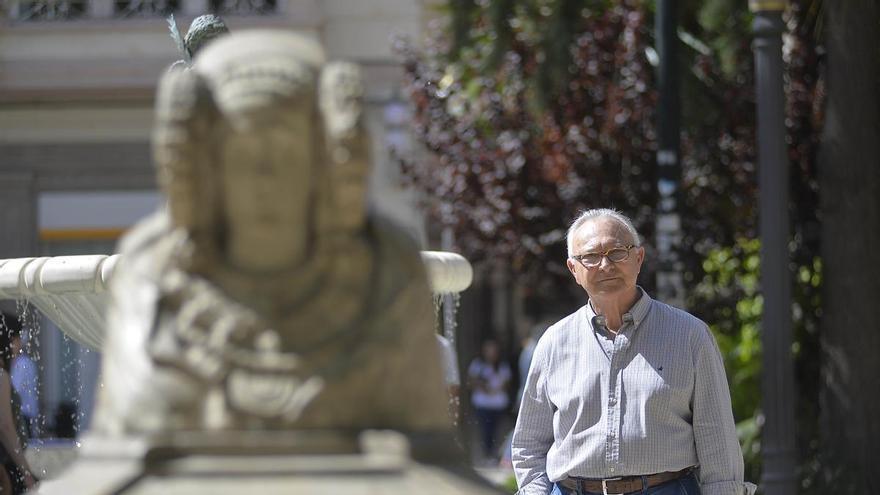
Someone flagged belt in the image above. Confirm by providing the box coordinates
[559,467,695,495]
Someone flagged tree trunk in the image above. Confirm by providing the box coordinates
[818,1,880,492]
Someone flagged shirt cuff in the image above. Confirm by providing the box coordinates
[701,480,758,495]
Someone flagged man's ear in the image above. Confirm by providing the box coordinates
[566,258,578,277]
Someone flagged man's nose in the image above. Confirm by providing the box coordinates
[597,254,614,269]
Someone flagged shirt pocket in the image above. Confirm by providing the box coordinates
[546,359,605,429]
[628,352,693,419]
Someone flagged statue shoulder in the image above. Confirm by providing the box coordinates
[112,211,186,287]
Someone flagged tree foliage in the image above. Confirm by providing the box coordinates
[397,0,823,301]
[397,0,659,305]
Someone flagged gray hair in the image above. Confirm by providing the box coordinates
[566,208,641,257]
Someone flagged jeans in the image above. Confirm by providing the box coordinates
[551,472,701,495]
[474,407,504,457]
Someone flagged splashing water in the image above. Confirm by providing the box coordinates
[443,293,462,345]
[431,292,465,426]
[432,293,443,335]
[6,299,91,479]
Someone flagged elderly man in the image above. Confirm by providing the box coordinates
[512,208,753,495]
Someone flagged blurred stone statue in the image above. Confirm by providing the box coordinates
[94,30,450,435]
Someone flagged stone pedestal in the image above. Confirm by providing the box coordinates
[39,431,501,494]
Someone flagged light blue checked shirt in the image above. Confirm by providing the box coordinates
[512,290,749,495]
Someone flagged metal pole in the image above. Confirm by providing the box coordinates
[655,0,684,308]
[751,1,797,493]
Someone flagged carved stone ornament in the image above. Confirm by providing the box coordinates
[93,30,451,435]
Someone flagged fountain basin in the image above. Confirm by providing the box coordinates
[0,251,472,351]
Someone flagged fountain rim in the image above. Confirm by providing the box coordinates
[0,251,472,299]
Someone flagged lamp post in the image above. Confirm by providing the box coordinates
[654,0,684,308]
[751,1,797,493]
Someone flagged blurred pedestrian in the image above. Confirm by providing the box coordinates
[5,314,38,439]
[515,322,547,410]
[1,314,37,493]
[467,339,511,461]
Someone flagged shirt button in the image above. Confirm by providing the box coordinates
[610,468,615,472]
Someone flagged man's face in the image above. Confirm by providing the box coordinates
[566,217,644,299]
[482,341,500,363]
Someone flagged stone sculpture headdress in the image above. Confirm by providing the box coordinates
[153,31,370,268]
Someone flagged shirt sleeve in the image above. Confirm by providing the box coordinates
[468,359,481,380]
[511,339,555,495]
[692,326,750,495]
[11,358,39,417]
[501,363,512,382]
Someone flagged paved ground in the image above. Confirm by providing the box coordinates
[463,417,517,492]
[474,464,515,489]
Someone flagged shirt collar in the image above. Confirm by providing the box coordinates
[585,287,652,333]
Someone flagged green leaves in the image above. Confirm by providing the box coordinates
[694,238,822,483]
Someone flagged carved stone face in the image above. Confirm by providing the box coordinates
[220,109,314,271]
[190,33,323,272]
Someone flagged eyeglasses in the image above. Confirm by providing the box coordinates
[571,245,635,268]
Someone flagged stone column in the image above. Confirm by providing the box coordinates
[0,173,38,260]
[182,0,209,16]
[88,0,114,19]
[4,0,19,19]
